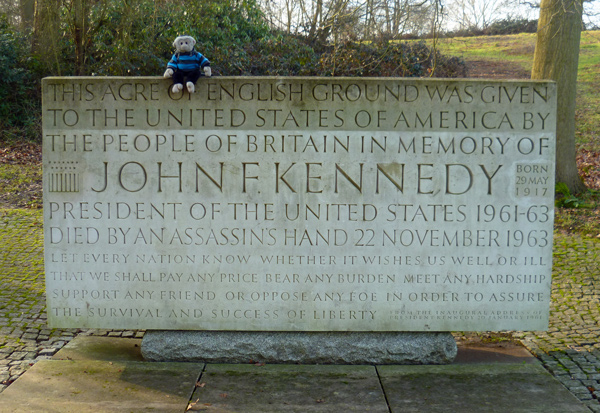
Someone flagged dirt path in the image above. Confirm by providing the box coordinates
[466,59,530,79]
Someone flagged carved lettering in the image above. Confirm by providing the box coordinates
[43,77,556,332]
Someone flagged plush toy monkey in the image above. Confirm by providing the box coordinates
[164,35,211,94]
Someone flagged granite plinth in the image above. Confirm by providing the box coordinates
[141,330,457,364]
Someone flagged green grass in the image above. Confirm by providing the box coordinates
[575,81,600,152]
[555,207,600,238]
[575,31,600,83]
[0,164,42,209]
[574,32,600,152]
[429,33,536,69]
[430,31,600,77]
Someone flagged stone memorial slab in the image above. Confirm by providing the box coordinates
[43,77,556,331]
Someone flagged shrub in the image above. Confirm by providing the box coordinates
[485,18,538,35]
[0,3,468,144]
[37,0,273,77]
[445,18,538,38]
[216,34,318,76]
[316,40,466,78]
[0,16,40,142]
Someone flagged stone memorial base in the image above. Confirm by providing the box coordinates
[141,331,457,364]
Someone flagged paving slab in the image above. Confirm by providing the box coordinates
[189,364,388,412]
[51,336,144,361]
[0,336,203,412]
[378,362,590,413]
[0,337,592,412]
[455,342,539,364]
[0,359,204,412]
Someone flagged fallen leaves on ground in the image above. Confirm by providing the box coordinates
[0,143,41,165]
[577,149,600,189]
[186,399,201,411]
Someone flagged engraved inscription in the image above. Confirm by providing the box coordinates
[43,77,556,331]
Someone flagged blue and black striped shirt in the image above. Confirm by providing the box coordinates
[167,51,210,72]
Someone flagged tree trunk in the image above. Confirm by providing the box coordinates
[307,0,322,42]
[531,0,586,194]
[70,0,89,76]
[20,0,36,30]
[33,0,63,74]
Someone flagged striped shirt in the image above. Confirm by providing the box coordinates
[167,51,210,72]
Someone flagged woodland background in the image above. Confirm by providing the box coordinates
[0,0,570,143]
